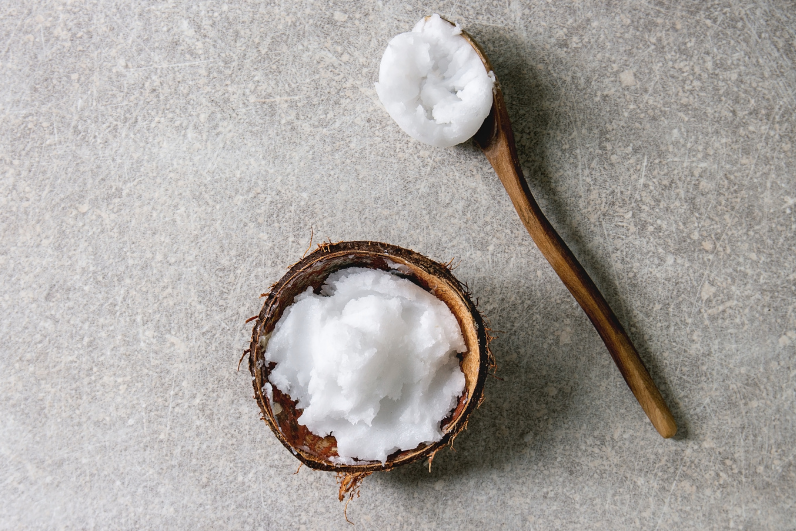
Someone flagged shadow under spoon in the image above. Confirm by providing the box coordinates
[460,28,677,439]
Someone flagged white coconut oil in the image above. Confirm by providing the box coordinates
[375,14,495,147]
[264,267,466,464]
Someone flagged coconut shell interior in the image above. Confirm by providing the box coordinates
[248,241,490,473]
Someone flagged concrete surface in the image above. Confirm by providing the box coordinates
[1,0,794,529]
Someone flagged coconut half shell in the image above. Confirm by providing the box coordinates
[247,241,492,475]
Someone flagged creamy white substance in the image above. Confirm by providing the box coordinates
[375,14,495,147]
[264,267,466,463]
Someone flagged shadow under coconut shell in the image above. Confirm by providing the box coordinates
[379,26,689,488]
[375,277,577,485]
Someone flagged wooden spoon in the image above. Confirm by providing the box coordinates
[459,28,677,438]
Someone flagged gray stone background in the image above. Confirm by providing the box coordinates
[1,0,794,529]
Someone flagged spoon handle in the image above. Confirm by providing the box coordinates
[479,97,677,439]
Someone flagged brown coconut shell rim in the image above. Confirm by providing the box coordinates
[247,240,493,474]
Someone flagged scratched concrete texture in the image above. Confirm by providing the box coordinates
[1,0,795,529]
